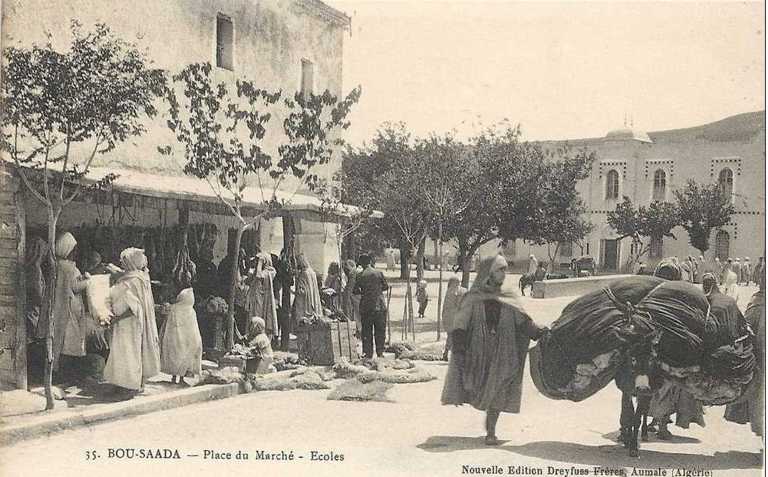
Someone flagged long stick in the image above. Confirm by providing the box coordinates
[386,286,392,345]
[402,284,407,341]
[436,222,443,341]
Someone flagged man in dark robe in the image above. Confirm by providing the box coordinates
[353,254,389,359]
[647,260,704,438]
[724,273,764,436]
[193,246,219,302]
[441,255,548,445]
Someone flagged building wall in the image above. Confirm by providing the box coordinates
[533,112,766,271]
[0,170,18,384]
[2,0,347,187]
[3,0,347,277]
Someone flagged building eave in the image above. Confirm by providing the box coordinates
[4,161,373,220]
[293,0,351,30]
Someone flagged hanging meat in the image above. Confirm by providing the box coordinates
[173,241,197,288]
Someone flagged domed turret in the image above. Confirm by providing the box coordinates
[604,127,652,143]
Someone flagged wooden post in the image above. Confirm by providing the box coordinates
[436,222,443,341]
[14,182,27,390]
[386,287,392,345]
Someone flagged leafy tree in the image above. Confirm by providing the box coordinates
[417,133,469,339]
[340,123,414,277]
[527,148,594,272]
[1,21,166,409]
[607,197,681,270]
[374,152,434,340]
[674,179,735,256]
[444,125,548,287]
[163,62,360,349]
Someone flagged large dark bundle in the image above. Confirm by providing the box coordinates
[530,276,663,401]
[530,276,755,404]
[634,280,708,368]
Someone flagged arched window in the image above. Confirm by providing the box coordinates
[606,169,619,199]
[718,168,733,202]
[715,230,730,261]
[652,169,666,201]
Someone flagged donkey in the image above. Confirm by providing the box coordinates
[615,338,657,457]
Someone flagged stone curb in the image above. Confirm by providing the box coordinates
[0,383,240,447]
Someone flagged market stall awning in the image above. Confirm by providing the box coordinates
[84,166,381,219]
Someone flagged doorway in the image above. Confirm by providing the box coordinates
[602,239,620,272]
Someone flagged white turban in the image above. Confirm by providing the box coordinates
[55,232,77,259]
[120,247,148,271]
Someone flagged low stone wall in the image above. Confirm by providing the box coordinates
[531,274,634,298]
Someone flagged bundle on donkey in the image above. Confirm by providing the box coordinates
[529,275,756,457]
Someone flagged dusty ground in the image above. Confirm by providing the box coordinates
[2,272,762,477]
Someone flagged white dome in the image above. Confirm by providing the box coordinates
[605,128,652,143]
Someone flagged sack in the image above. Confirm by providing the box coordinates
[86,274,112,325]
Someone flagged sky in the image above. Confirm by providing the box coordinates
[326,0,765,147]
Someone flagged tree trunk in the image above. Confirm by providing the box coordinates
[43,210,58,410]
[547,242,560,273]
[399,239,410,279]
[405,273,415,341]
[226,225,245,351]
[436,223,443,341]
[457,245,476,289]
[280,214,296,351]
[416,236,426,281]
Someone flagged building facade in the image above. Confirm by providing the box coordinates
[474,111,766,272]
[2,0,350,265]
[0,0,352,388]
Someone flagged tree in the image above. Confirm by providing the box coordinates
[375,153,433,340]
[417,133,469,340]
[2,21,167,409]
[444,124,547,287]
[527,148,594,272]
[607,197,681,270]
[163,62,360,349]
[674,179,735,256]
[340,123,414,278]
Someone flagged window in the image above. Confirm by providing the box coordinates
[649,236,663,259]
[652,169,666,201]
[605,169,620,199]
[559,241,572,257]
[718,168,733,202]
[715,230,730,261]
[216,15,234,70]
[301,59,314,97]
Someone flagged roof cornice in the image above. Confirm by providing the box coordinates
[293,0,351,29]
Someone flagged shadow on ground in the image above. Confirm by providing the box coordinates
[417,436,761,470]
[601,430,701,445]
[64,381,188,407]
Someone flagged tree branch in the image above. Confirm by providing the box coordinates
[64,132,104,206]
[59,124,72,202]
[12,161,49,206]
[203,175,245,224]
[42,146,51,203]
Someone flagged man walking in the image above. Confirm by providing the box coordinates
[353,254,389,359]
